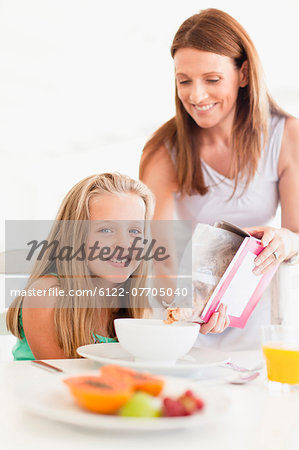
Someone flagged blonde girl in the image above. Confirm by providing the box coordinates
[7,173,154,359]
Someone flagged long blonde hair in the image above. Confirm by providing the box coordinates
[140,8,288,195]
[7,173,155,358]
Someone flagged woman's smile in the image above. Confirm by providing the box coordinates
[192,102,218,113]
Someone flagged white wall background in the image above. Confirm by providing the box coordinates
[1,0,299,247]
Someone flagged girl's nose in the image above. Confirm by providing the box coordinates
[115,229,131,253]
[189,81,209,104]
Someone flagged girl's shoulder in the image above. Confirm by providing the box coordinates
[21,276,60,347]
[22,275,60,309]
[21,275,66,359]
[26,274,60,292]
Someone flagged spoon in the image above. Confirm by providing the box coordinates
[222,361,263,372]
[31,360,64,373]
[226,371,260,385]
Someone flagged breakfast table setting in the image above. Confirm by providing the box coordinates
[1,330,299,450]
[1,221,299,450]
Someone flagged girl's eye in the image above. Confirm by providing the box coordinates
[178,80,190,85]
[206,79,220,83]
[98,228,113,233]
[129,228,142,235]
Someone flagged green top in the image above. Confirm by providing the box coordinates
[13,308,118,361]
[12,308,35,361]
[12,272,118,360]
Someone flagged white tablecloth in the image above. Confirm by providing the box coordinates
[1,352,299,450]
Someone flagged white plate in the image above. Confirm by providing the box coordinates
[77,343,229,375]
[17,373,229,431]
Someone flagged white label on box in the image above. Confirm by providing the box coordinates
[218,252,262,317]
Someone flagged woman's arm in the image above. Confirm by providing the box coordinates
[246,116,299,274]
[22,278,67,359]
[140,145,178,220]
[140,145,180,300]
[140,145,230,334]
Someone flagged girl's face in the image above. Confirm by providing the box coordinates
[86,193,146,286]
[174,48,248,132]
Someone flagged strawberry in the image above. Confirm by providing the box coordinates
[162,390,205,417]
[162,397,187,417]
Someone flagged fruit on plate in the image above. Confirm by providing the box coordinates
[100,365,164,396]
[119,392,162,418]
[162,390,205,417]
[63,375,133,414]
[63,367,204,419]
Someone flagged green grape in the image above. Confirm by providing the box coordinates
[119,392,161,418]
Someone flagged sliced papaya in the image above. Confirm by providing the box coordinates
[100,365,165,396]
[63,375,133,414]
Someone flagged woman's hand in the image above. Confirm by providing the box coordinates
[244,226,297,275]
[200,304,230,334]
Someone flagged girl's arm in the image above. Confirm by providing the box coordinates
[246,116,299,274]
[22,278,67,359]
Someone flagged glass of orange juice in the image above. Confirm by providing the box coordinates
[261,325,299,391]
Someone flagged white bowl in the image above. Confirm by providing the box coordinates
[114,318,200,365]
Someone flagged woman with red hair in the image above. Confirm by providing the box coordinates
[140,9,299,349]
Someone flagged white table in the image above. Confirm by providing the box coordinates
[1,353,299,450]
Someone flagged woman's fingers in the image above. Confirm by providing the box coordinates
[243,227,264,239]
[253,249,281,275]
[211,305,226,333]
[200,312,218,335]
[200,304,229,335]
[245,228,278,275]
[259,229,275,247]
[254,235,285,275]
[244,225,294,275]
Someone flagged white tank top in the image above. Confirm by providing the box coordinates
[173,114,286,350]
[174,114,285,229]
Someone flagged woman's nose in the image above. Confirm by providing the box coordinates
[189,81,208,104]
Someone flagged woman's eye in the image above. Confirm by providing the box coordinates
[206,79,220,83]
[177,79,190,85]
